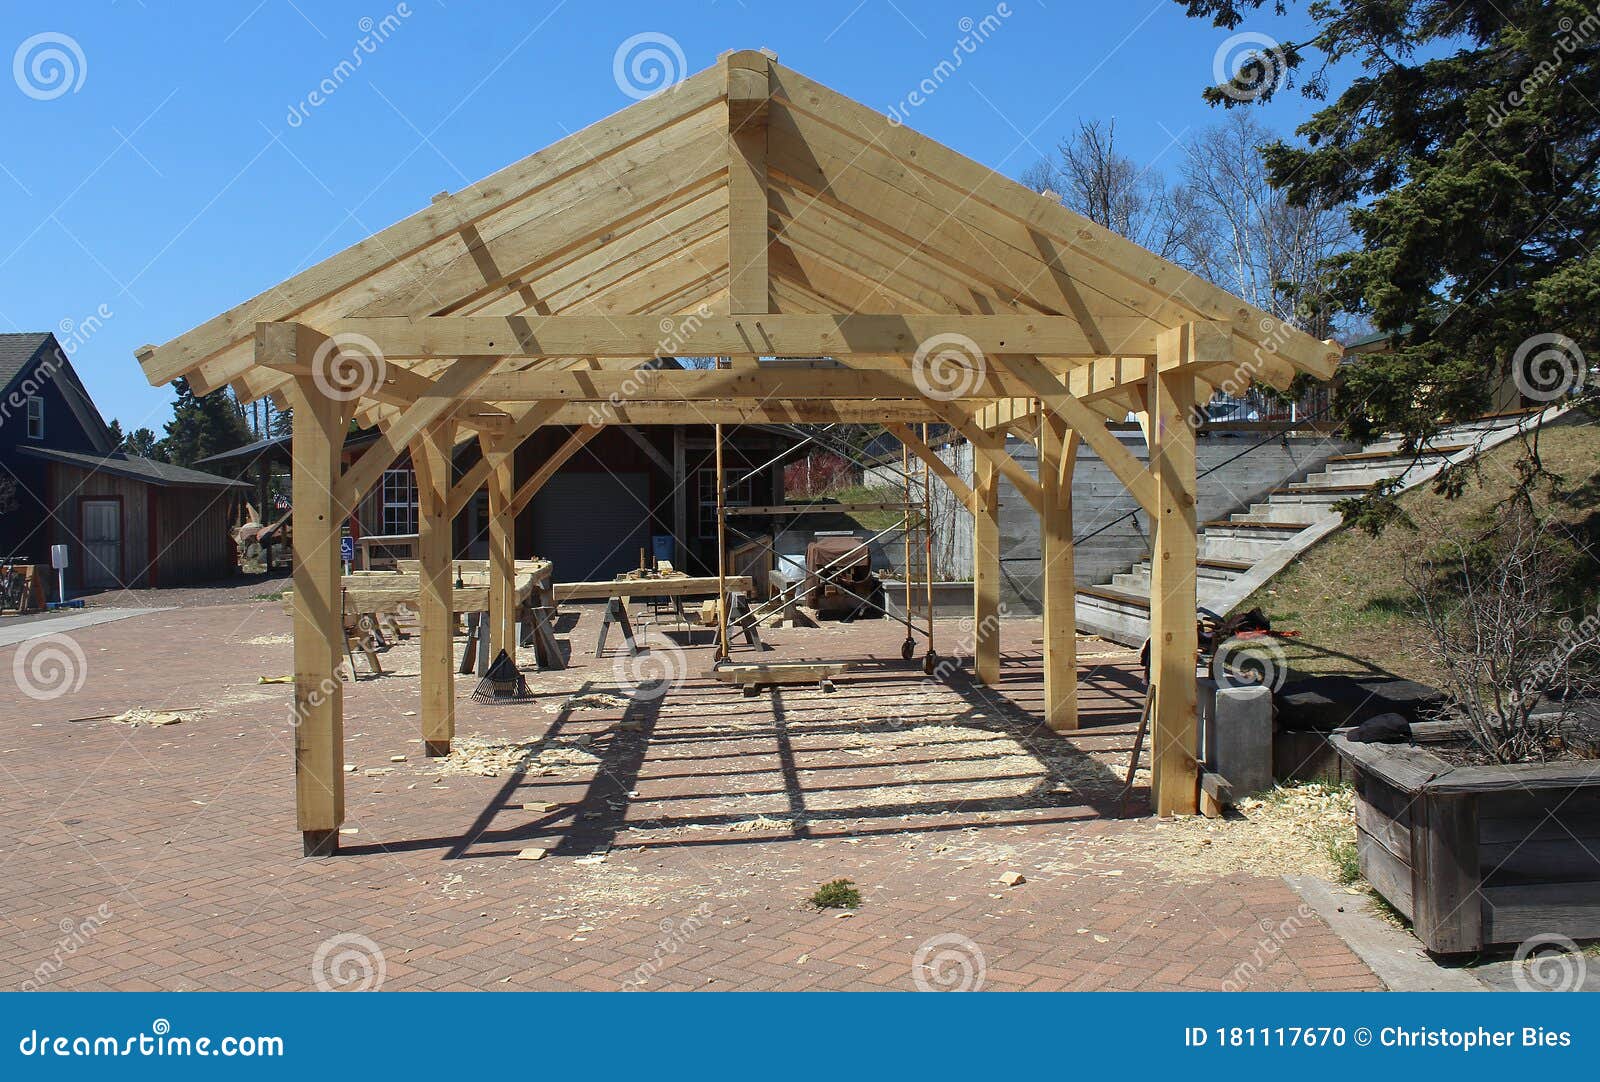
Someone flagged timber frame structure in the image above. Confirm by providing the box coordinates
[137,52,1340,855]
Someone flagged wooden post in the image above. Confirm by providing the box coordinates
[484,436,517,663]
[715,422,729,661]
[973,449,1000,685]
[672,426,687,568]
[414,420,454,756]
[1040,415,1079,730]
[1149,328,1201,816]
[275,323,346,857]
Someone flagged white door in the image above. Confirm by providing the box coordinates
[81,499,122,588]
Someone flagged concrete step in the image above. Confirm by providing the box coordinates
[1203,519,1317,540]
[1363,415,1536,452]
[1130,556,1249,583]
[1200,534,1297,562]
[1239,501,1343,523]
[1320,445,1468,481]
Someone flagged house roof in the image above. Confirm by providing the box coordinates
[0,332,53,394]
[17,446,249,488]
[135,54,1341,438]
[2,332,117,454]
[194,428,383,467]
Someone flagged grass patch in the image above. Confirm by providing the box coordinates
[809,878,861,909]
[251,590,286,601]
[1243,412,1600,684]
[1326,836,1362,885]
[814,484,912,532]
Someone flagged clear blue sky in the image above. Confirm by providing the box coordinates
[0,0,1329,434]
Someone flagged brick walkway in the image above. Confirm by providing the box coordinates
[0,598,1381,991]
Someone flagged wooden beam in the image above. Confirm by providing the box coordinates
[926,402,1043,515]
[1041,418,1079,731]
[413,419,455,756]
[726,50,770,334]
[508,424,603,516]
[139,65,725,388]
[327,314,1142,360]
[531,400,953,425]
[446,400,568,518]
[1149,326,1201,816]
[553,575,753,602]
[483,436,518,663]
[275,323,346,858]
[886,422,977,513]
[332,356,500,515]
[994,355,1156,514]
[973,454,1001,685]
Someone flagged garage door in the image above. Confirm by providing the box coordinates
[531,471,652,582]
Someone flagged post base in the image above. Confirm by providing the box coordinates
[424,740,451,757]
[302,829,339,857]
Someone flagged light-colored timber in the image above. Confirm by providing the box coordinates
[137,54,1340,848]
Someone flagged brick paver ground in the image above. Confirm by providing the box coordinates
[0,596,1382,991]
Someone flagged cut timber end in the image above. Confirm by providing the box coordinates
[710,661,854,685]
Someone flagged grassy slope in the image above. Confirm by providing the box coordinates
[1242,410,1600,685]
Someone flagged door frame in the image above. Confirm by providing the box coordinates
[78,495,125,589]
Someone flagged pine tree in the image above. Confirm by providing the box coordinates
[161,378,252,468]
[1178,0,1600,443]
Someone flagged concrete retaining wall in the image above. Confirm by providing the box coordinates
[864,427,1356,614]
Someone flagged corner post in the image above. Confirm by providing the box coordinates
[414,419,455,756]
[1040,416,1079,730]
[482,435,517,663]
[1149,328,1201,816]
[270,322,347,856]
[973,450,1001,685]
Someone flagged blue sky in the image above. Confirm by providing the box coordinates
[0,0,1330,432]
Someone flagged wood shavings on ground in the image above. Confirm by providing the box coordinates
[1104,782,1356,882]
[426,734,602,778]
[108,707,206,727]
[727,815,794,833]
[243,633,293,646]
[556,692,634,712]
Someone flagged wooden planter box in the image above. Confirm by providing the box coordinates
[1332,728,1600,954]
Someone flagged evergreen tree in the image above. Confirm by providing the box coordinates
[160,378,252,467]
[1178,0,1600,443]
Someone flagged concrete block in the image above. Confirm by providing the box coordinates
[1212,685,1275,797]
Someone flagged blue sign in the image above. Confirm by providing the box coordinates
[340,536,355,564]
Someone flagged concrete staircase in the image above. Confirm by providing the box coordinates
[1073,411,1554,646]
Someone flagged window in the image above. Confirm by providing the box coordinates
[25,396,44,440]
[380,468,417,535]
[697,466,753,537]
